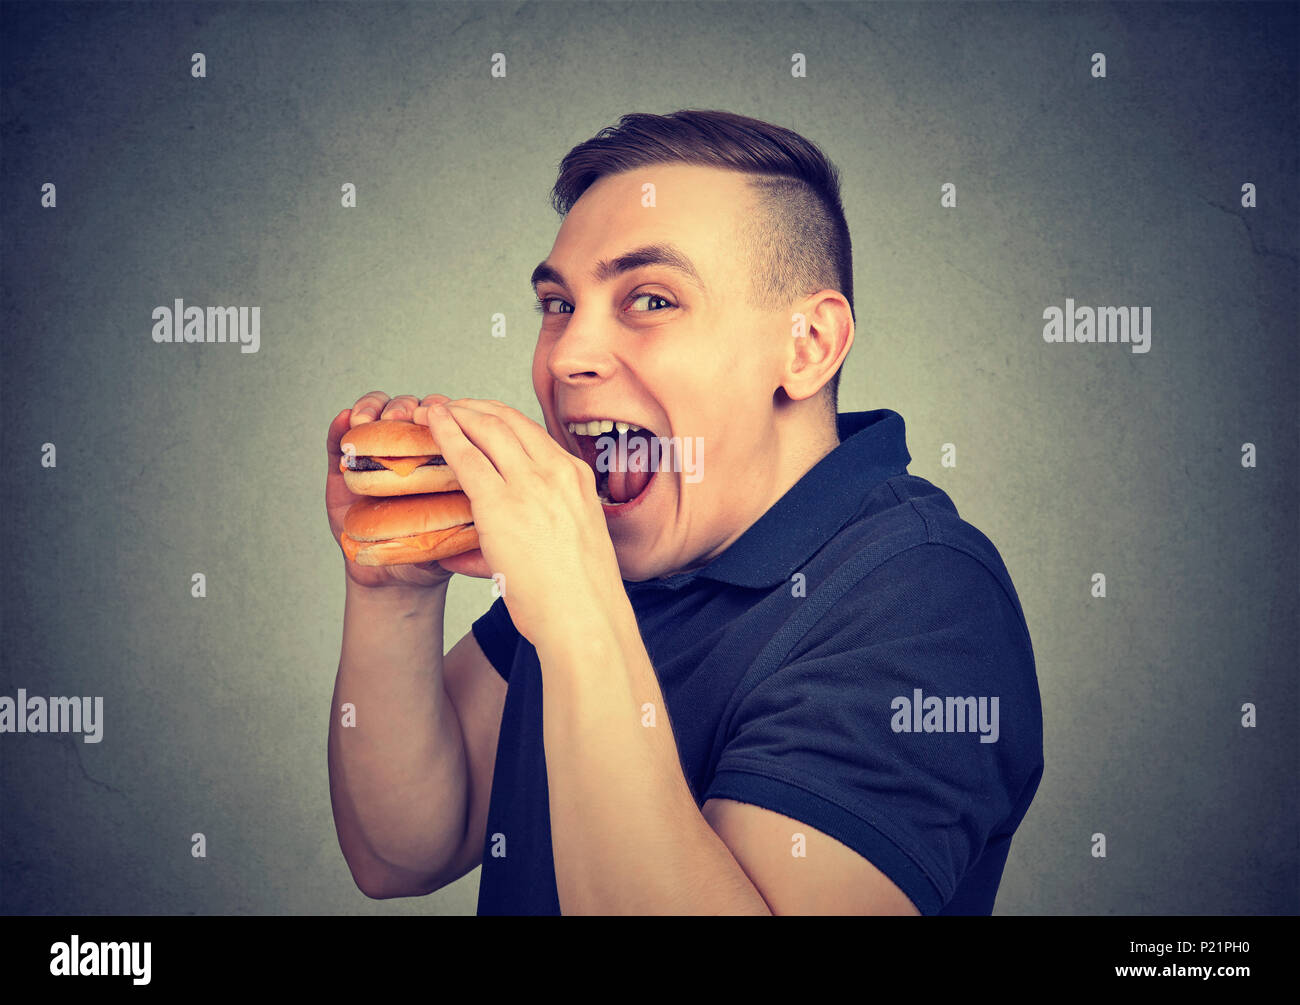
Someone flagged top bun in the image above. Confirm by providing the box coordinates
[342,419,441,458]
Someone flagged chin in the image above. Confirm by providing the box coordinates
[611,545,668,584]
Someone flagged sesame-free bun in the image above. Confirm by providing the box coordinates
[341,419,440,457]
[340,492,478,566]
[340,419,461,495]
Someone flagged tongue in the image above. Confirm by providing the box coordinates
[607,466,651,504]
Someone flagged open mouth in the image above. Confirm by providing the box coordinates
[565,419,662,508]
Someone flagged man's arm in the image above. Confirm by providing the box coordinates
[328,578,506,898]
[536,611,918,915]
[701,799,920,915]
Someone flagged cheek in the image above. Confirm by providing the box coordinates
[699,331,771,391]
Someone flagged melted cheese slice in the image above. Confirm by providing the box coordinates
[374,455,435,476]
[371,455,437,476]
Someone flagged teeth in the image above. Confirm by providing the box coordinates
[566,419,645,435]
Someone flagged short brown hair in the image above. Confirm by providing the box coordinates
[549,110,853,414]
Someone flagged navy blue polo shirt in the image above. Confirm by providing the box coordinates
[470,409,1043,915]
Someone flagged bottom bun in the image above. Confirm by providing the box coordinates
[341,523,479,566]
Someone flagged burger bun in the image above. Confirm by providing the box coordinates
[341,492,478,566]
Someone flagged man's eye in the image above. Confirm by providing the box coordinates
[533,297,572,315]
[627,293,674,312]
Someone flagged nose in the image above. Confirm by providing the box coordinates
[546,316,617,387]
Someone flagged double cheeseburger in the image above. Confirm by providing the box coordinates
[338,419,479,566]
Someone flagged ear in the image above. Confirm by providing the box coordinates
[780,290,853,402]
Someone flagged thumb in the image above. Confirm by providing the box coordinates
[437,548,493,580]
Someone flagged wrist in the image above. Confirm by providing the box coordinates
[534,585,638,667]
[344,571,449,613]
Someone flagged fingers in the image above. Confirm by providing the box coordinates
[441,399,560,467]
[411,394,452,426]
[349,390,391,425]
[325,408,360,530]
[351,391,456,426]
[380,394,421,421]
[439,403,542,479]
[327,408,352,461]
[424,403,509,491]
[434,548,493,580]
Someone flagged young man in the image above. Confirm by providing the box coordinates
[325,110,1043,915]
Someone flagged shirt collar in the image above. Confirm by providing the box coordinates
[628,409,912,592]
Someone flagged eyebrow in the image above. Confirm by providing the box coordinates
[530,243,705,294]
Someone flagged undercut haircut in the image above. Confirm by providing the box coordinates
[548,109,854,415]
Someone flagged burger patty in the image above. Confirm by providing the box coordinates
[344,455,446,472]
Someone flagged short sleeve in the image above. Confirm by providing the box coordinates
[702,545,1043,915]
[470,595,521,683]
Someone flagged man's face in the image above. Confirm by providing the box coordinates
[531,163,787,582]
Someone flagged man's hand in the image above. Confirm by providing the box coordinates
[413,398,626,647]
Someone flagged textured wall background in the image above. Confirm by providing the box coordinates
[1,0,1295,916]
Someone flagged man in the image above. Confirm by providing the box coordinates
[325,110,1043,915]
